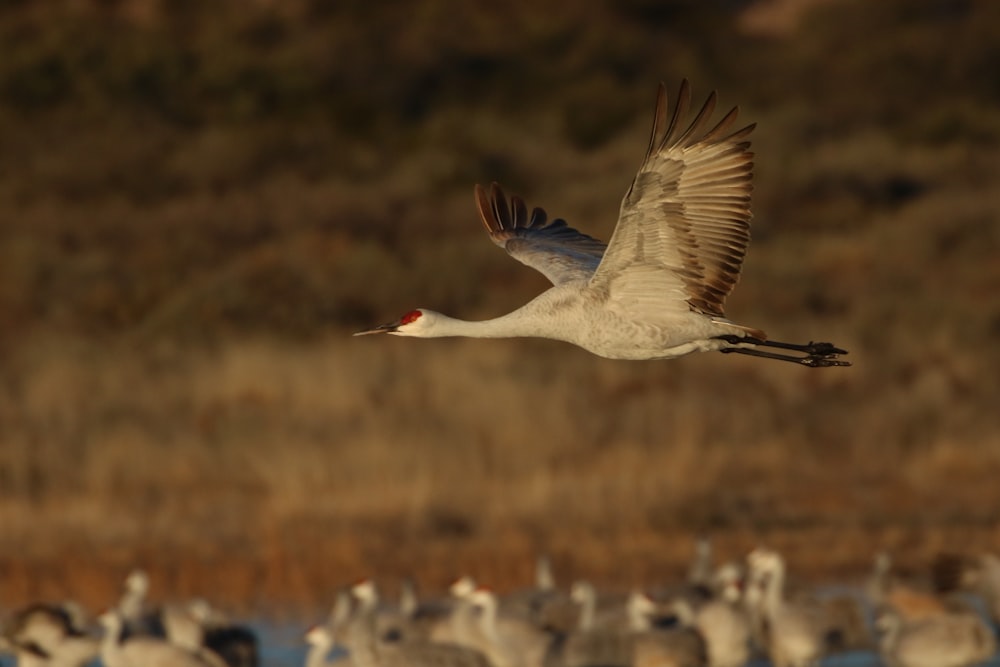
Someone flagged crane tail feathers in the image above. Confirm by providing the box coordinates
[713,320,767,341]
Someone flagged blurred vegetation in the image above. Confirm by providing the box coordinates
[1,0,1000,611]
[1,0,998,339]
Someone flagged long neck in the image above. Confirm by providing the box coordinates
[671,599,696,627]
[100,615,124,666]
[878,613,901,655]
[423,311,552,339]
[576,585,596,632]
[119,590,145,621]
[476,594,500,641]
[626,594,651,632]
[344,616,380,667]
[980,556,1000,605]
[421,290,577,340]
[763,563,785,617]
[536,555,555,592]
[305,642,333,667]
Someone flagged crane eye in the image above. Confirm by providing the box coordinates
[400,310,422,325]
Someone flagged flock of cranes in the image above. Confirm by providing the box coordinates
[1,569,257,667]
[5,545,1000,667]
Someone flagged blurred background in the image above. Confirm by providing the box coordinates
[1,0,999,615]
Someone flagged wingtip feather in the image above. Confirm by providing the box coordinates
[474,183,499,236]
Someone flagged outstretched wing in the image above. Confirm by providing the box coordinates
[589,80,755,319]
[475,182,607,286]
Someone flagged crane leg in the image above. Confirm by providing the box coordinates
[716,336,851,367]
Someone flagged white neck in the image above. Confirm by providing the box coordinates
[981,555,1000,601]
[721,580,741,604]
[877,613,901,655]
[626,594,652,632]
[417,310,554,339]
[305,642,333,667]
[575,584,596,632]
[343,618,380,667]
[671,599,696,627]
[762,561,785,617]
[409,289,579,341]
[99,615,125,667]
[475,593,500,641]
[119,592,145,622]
[536,555,555,591]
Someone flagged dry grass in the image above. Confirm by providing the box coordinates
[1,0,1000,617]
[3,332,1000,614]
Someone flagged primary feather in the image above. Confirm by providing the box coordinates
[475,183,606,286]
[593,79,755,321]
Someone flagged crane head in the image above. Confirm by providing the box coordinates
[304,625,333,647]
[353,309,428,336]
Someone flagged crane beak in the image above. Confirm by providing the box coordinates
[353,320,400,336]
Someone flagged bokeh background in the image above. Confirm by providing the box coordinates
[1,0,999,616]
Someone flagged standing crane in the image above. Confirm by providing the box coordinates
[356,80,850,368]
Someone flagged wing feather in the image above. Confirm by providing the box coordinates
[591,80,755,320]
[475,182,606,286]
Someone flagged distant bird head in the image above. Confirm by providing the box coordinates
[124,569,149,596]
[570,580,594,604]
[746,547,785,586]
[96,609,121,634]
[449,575,477,599]
[713,562,745,602]
[350,579,379,607]
[626,590,657,617]
[353,309,435,337]
[304,625,333,647]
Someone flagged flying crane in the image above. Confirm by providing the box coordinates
[356,81,850,368]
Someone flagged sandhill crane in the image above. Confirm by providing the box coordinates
[117,569,164,639]
[464,587,552,667]
[1,602,98,667]
[428,576,483,648]
[551,626,633,667]
[356,80,850,369]
[351,577,453,645]
[395,579,467,643]
[552,583,637,667]
[98,609,227,667]
[622,591,707,667]
[746,548,827,667]
[166,600,259,667]
[3,603,78,655]
[115,570,258,667]
[955,552,1000,625]
[572,583,598,630]
[337,581,495,667]
[497,555,575,633]
[554,585,706,667]
[687,538,715,594]
[867,552,951,622]
[305,625,342,667]
[670,568,751,667]
[349,579,414,644]
[305,591,357,667]
[876,608,997,667]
